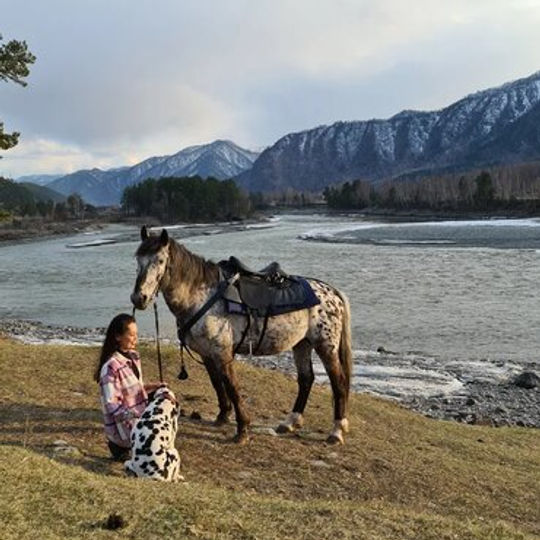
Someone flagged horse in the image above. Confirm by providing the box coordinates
[130,226,353,444]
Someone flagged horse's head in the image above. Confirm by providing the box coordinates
[131,226,170,310]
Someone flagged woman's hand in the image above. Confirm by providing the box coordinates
[144,382,166,394]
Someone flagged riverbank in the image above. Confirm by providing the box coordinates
[2,319,538,429]
[0,217,109,244]
[274,204,540,221]
[0,214,276,245]
[0,337,538,539]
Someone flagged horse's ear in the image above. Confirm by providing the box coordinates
[160,229,169,246]
[141,225,149,241]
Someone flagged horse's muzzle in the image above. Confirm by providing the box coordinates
[130,291,149,310]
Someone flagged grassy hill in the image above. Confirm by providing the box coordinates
[0,338,538,539]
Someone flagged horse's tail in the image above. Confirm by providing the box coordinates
[337,289,353,399]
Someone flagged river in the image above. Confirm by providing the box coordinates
[1,214,539,401]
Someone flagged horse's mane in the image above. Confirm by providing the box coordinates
[167,237,220,289]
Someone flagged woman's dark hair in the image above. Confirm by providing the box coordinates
[94,313,136,382]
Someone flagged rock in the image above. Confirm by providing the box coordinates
[53,445,82,457]
[466,397,476,406]
[252,427,277,437]
[512,371,540,389]
[104,513,125,530]
[53,439,68,446]
[376,346,397,354]
[310,460,331,468]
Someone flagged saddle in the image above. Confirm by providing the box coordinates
[222,256,288,283]
[176,256,321,359]
[218,256,320,316]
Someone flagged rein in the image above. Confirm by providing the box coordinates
[132,300,164,384]
[153,298,164,383]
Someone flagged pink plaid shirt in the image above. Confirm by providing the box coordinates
[99,350,148,448]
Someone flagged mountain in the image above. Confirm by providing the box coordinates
[141,139,259,180]
[48,169,121,207]
[48,140,259,206]
[236,71,540,192]
[15,174,62,186]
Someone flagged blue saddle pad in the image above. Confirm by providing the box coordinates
[224,277,320,316]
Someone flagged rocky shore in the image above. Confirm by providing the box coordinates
[0,218,108,244]
[243,350,540,429]
[0,319,106,345]
[3,319,537,429]
[402,378,539,428]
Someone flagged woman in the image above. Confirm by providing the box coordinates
[94,313,161,460]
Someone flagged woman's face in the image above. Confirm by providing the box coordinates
[116,321,138,351]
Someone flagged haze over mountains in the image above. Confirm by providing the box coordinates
[13,71,540,205]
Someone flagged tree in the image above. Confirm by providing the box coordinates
[0,33,36,154]
[473,171,495,210]
[66,193,84,218]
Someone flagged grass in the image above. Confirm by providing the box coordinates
[0,337,538,539]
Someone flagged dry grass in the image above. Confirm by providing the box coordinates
[0,337,538,539]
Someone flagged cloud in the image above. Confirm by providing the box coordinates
[1,0,540,176]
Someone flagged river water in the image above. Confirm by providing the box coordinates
[1,214,539,400]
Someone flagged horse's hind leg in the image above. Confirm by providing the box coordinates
[277,339,313,434]
[203,357,232,426]
[315,345,349,445]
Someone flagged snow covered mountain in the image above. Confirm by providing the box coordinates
[236,71,540,192]
[49,140,259,206]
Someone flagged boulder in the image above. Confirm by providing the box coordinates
[512,371,539,389]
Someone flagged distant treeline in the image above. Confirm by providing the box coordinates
[323,163,540,213]
[0,177,92,221]
[122,176,252,221]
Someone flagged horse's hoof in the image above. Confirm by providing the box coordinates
[326,434,344,445]
[233,432,249,445]
[276,423,294,434]
[213,415,229,427]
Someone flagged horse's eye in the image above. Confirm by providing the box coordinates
[159,259,164,264]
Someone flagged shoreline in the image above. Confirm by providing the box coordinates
[0,214,276,246]
[0,218,111,245]
[274,204,540,221]
[3,209,540,246]
[2,318,538,429]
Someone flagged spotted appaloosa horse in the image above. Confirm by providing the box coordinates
[131,226,353,444]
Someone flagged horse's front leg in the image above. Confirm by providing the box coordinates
[219,356,251,444]
[203,357,232,426]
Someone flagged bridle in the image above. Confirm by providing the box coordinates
[132,253,169,383]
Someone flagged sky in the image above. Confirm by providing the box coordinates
[1,0,540,178]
